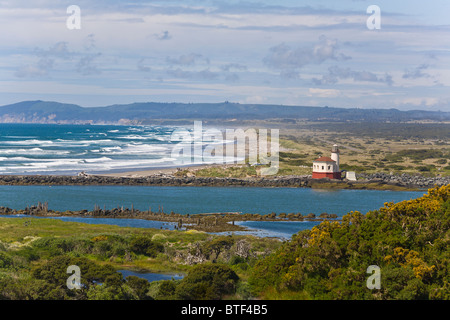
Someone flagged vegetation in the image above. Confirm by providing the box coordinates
[248,185,450,299]
[277,122,450,177]
[170,122,449,178]
[0,185,448,300]
[0,217,279,300]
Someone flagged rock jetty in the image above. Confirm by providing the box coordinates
[356,172,449,189]
[0,173,447,189]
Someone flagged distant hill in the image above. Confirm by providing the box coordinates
[0,100,449,124]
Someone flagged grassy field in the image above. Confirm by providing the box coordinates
[279,122,450,177]
[173,121,450,178]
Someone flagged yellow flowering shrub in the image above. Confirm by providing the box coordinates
[385,247,435,280]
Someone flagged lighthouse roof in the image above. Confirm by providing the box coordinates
[313,156,335,163]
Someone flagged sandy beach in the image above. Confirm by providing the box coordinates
[95,163,238,178]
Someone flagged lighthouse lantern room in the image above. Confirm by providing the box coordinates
[312,144,341,179]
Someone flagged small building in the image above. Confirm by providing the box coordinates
[345,171,357,181]
[312,144,341,179]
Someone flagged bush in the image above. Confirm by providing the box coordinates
[129,236,164,258]
[125,276,152,300]
[0,252,12,269]
[175,264,239,300]
[155,280,178,300]
[417,165,435,172]
[248,185,450,300]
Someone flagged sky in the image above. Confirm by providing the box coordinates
[0,0,449,111]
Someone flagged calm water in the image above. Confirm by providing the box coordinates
[0,185,423,238]
[0,185,423,216]
[119,270,183,282]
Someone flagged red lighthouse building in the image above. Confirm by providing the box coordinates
[312,144,341,179]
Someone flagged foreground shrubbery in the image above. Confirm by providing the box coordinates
[249,185,450,299]
[0,185,448,300]
[155,264,239,300]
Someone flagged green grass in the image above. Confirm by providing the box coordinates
[0,217,282,276]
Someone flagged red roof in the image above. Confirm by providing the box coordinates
[313,156,335,162]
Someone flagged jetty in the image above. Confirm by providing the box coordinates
[0,173,447,190]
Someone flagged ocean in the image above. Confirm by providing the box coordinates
[0,123,218,175]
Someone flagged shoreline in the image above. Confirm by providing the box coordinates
[0,173,428,190]
[0,164,447,190]
[92,163,236,178]
[0,203,338,234]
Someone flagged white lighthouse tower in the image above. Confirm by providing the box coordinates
[331,144,340,172]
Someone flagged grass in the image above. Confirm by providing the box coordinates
[0,216,282,275]
[168,122,450,179]
[278,123,450,177]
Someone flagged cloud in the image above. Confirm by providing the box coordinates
[14,37,104,78]
[402,64,431,79]
[312,66,393,86]
[15,42,72,78]
[220,63,247,72]
[154,30,172,41]
[308,88,341,98]
[35,42,72,60]
[263,35,350,77]
[76,53,102,76]
[137,58,151,72]
[83,34,97,51]
[166,68,219,80]
[15,63,51,78]
[224,73,240,82]
[166,53,210,66]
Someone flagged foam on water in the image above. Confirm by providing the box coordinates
[0,124,192,174]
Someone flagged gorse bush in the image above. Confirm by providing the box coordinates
[249,185,450,300]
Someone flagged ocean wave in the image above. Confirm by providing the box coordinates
[0,148,70,155]
[0,125,242,174]
[3,139,54,146]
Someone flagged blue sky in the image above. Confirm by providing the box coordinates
[0,0,449,111]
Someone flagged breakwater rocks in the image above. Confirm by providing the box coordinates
[0,173,447,190]
[0,174,313,187]
[356,173,449,189]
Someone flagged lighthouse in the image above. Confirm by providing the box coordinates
[331,144,340,171]
[312,144,341,179]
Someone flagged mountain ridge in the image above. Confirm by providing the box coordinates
[0,100,449,124]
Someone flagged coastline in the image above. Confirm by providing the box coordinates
[0,164,444,234]
[0,202,337,234]
[0,163,446,191]
[93,163,234,178]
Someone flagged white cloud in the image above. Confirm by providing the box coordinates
[308,88,341,98]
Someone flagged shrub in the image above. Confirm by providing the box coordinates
[129,236,164,258]
[175,264,239,300]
